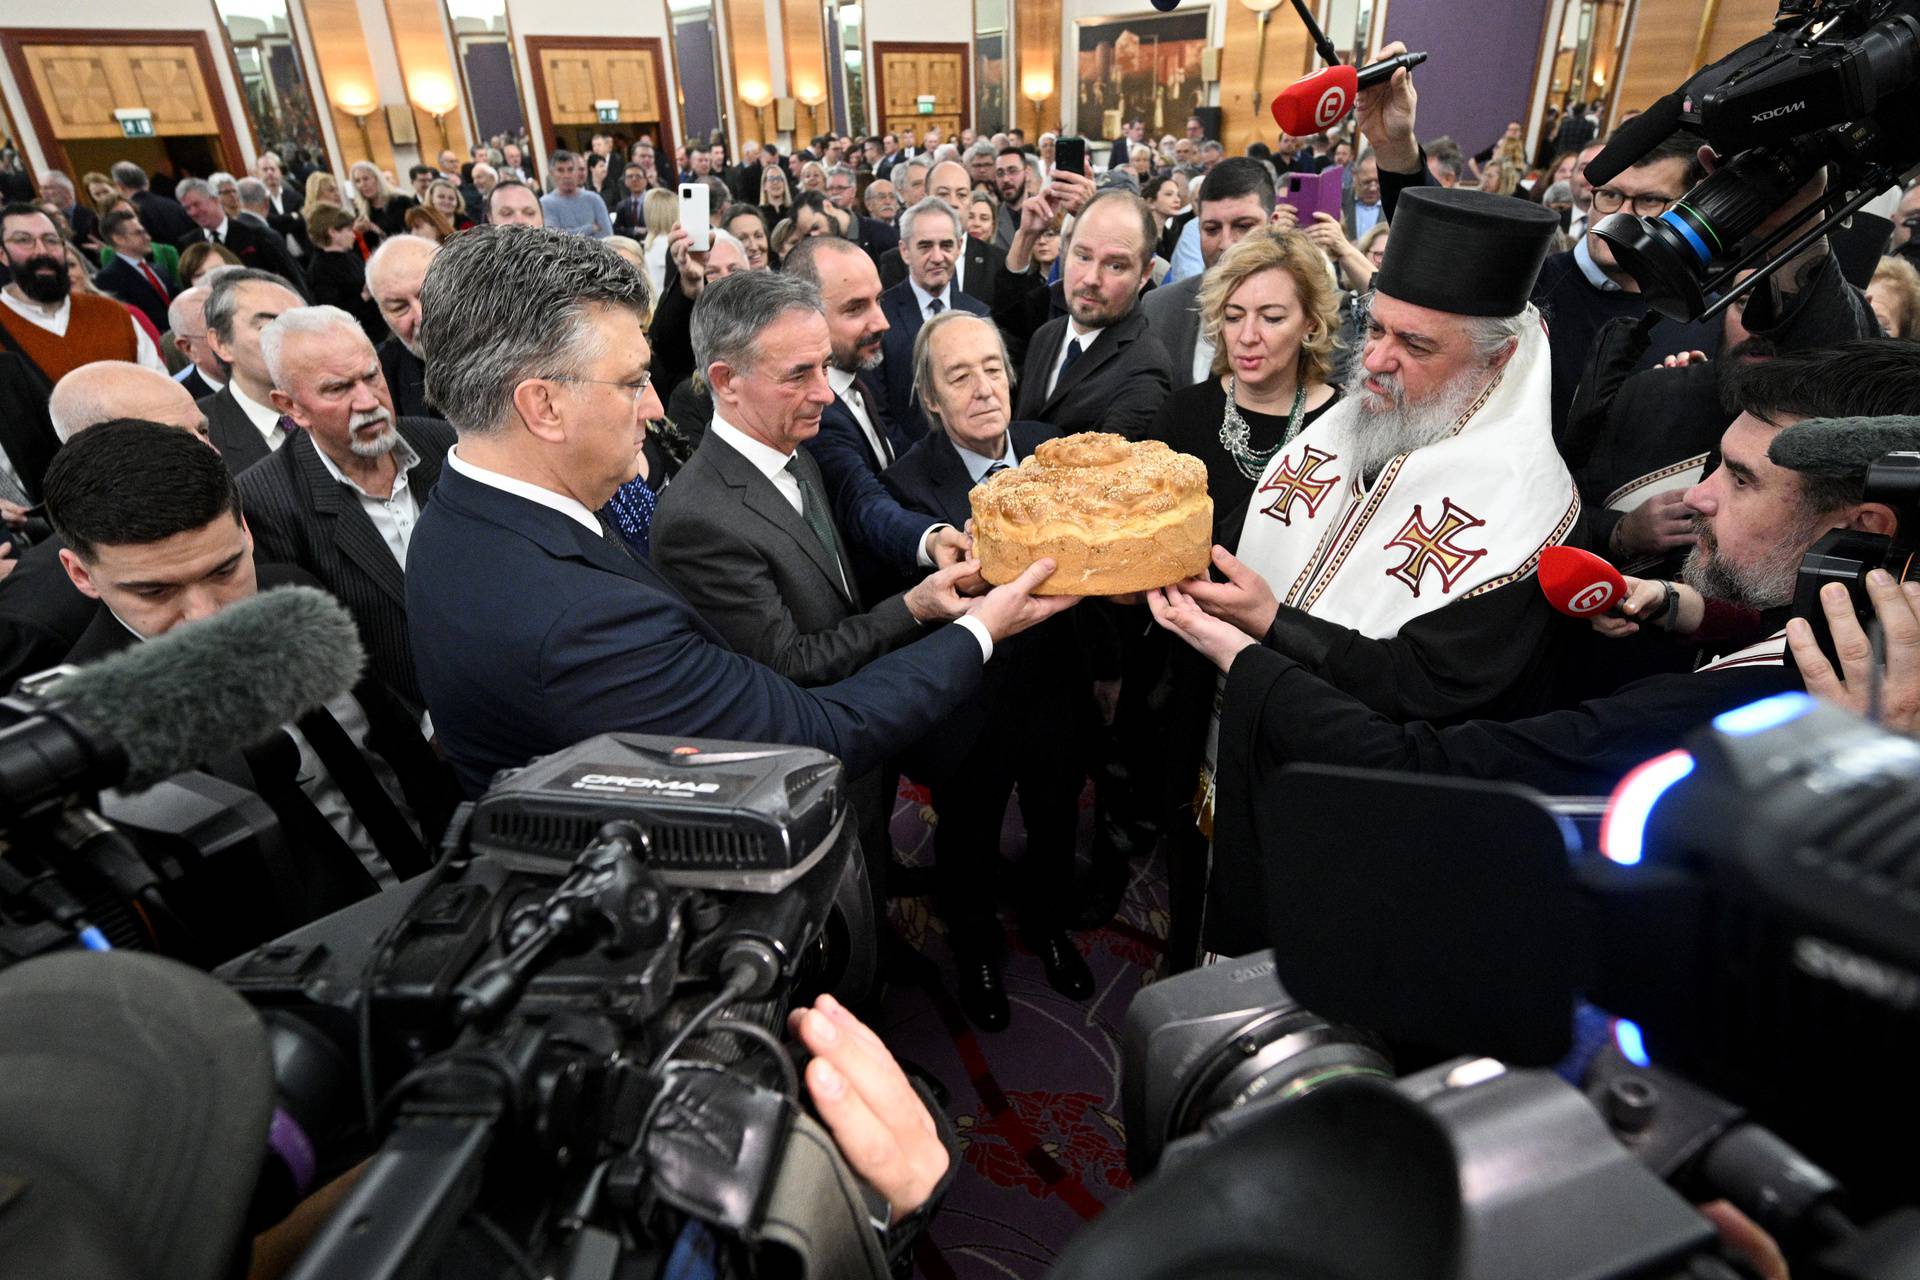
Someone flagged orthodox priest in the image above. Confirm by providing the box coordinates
[1181,189,1575,841]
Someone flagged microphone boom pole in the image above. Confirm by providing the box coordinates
[1289,0,1343,68]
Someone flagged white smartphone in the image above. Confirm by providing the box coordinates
[679,182,711,252]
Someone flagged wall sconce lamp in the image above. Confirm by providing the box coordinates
[743,80,773,138]
[334,86,378,154]
[410,75,460,152]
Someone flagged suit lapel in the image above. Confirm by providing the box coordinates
[1021,323,1066,418]
[288,431,408,606]
[1046,316,1130,411]
[706,437,853,606]
[925,435,980,527]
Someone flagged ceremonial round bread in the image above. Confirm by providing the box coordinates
[969,432,1213,596]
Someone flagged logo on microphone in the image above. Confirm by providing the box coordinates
[1567,581,1616,615]
[1314,86,1349,129]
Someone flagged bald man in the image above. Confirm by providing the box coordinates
[1,363,217,681]
[875,159,1006,306]
[167,286,225,402]
[365,235,440,418]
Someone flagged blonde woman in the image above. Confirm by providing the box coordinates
[304,170,342,211]
[1869,255,1920,338]
[758,164,793,228]
[1147,230,1343,549]
[641,187,679,299]
[348,160,416,237]
[798,160,827,194]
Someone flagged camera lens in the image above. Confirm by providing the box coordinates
[1592,132,1831,320]
[1167,1007,1392,1145]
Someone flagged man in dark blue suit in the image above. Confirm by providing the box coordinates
[405,227,1074,802]
[784,235,970,599]
[95,209,176,335]
[876,198,990,438]
[882,310,1097,1031]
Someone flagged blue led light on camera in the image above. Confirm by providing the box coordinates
[1661,206,1716,264]
[1599,749,1695,866]
[1712,690,1814,738]
[1613,1018,1651,1068]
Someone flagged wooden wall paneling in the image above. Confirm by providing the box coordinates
[720,0,772,149]
[1610,0,1768,123]
[1015,0,1061,138]
[1217,4,1313,153]
[0,28,245,175]
[522,36,674,148]
[383,0,469,160]
[871,41,967,141]
[299,0,395,171]
[781,0,828,144]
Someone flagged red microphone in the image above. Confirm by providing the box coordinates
[1538,545,1628,618]
[1270,51,1428,137]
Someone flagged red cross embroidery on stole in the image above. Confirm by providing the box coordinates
[1257,445,1342,525]
[1383,498,1487,596]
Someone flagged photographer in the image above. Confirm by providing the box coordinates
[1151,340,1920,953]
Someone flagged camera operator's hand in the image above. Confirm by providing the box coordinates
[1661,349,1709,369]
[1610,488,1698,558]
[1149,583,1259,671]
[1356,41,1422,176]
[965,558,1081,641]
[1178,545,1281,639]
[790,995,948,1218]
[1787,570,1920,735]
[1699,1201,1790,1280]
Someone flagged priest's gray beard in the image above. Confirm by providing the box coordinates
[1680,511,1818,610]
[1348,362,1493,484]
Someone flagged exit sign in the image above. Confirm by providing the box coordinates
[916,94,935,115]
[114,109,154,139]
[594,99,620,124]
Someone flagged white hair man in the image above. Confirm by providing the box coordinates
[364,234,441,419]
[238,305,455,710]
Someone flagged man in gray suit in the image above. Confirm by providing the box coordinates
[1141,158,1286,391]
[649,270,983,918]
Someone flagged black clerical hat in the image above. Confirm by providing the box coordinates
[1373,187,1560,317]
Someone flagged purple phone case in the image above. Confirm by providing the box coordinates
[1280,164,1346,223]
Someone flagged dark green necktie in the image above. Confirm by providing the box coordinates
[785,456,851,596]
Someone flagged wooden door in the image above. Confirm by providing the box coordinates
[0,28,243,176]
[872,42,969,140]
[523,35,675,174]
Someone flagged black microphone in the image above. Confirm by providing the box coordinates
[1272,52,1429,136]
[0,586,366,823]
[1581,92,1686,188]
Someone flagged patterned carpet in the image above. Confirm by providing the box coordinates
[873,780,1171,1280]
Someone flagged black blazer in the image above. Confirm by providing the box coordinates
[178,367,218,402]
[0,533,94,687]
[878,236,1003,308]
[650,431,923,686]
[96,254,176,333]
[1014,305,1173,439]
[306,249,387,345]
[235,417,454,711]
[177,219,308,296]
[377,336,437,420]
[131,190,197,243]
[876,277,990,435]
[405,462,987,796]
[198,386,273,475]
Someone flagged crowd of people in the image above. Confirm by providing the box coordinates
[3,41,1919,1276]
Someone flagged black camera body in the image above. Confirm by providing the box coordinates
[1592,0,1920,320]
[1795,451,1920,670]
[218,732,881,1279]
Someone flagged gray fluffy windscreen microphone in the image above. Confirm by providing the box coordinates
[1767,415,1920,477]
[43,586,366,791]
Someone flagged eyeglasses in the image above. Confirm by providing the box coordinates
[1590,187,1679,217]
[548,373,652,403]
[2,232,64,252]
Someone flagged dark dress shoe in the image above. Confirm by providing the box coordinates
[1025,928,1095,1000]
[954,953,1010,1032]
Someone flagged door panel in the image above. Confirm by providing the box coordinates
[872,41,969,140]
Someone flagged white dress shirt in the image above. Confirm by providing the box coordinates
[228,380,290,451]
[825,366,892,468]
[1,288,167,374]
[446,445,603,533]
[1046,318,1107,399]
[950,430,1016,482]
[310,434,423,566]
[1190,332,1217,388]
